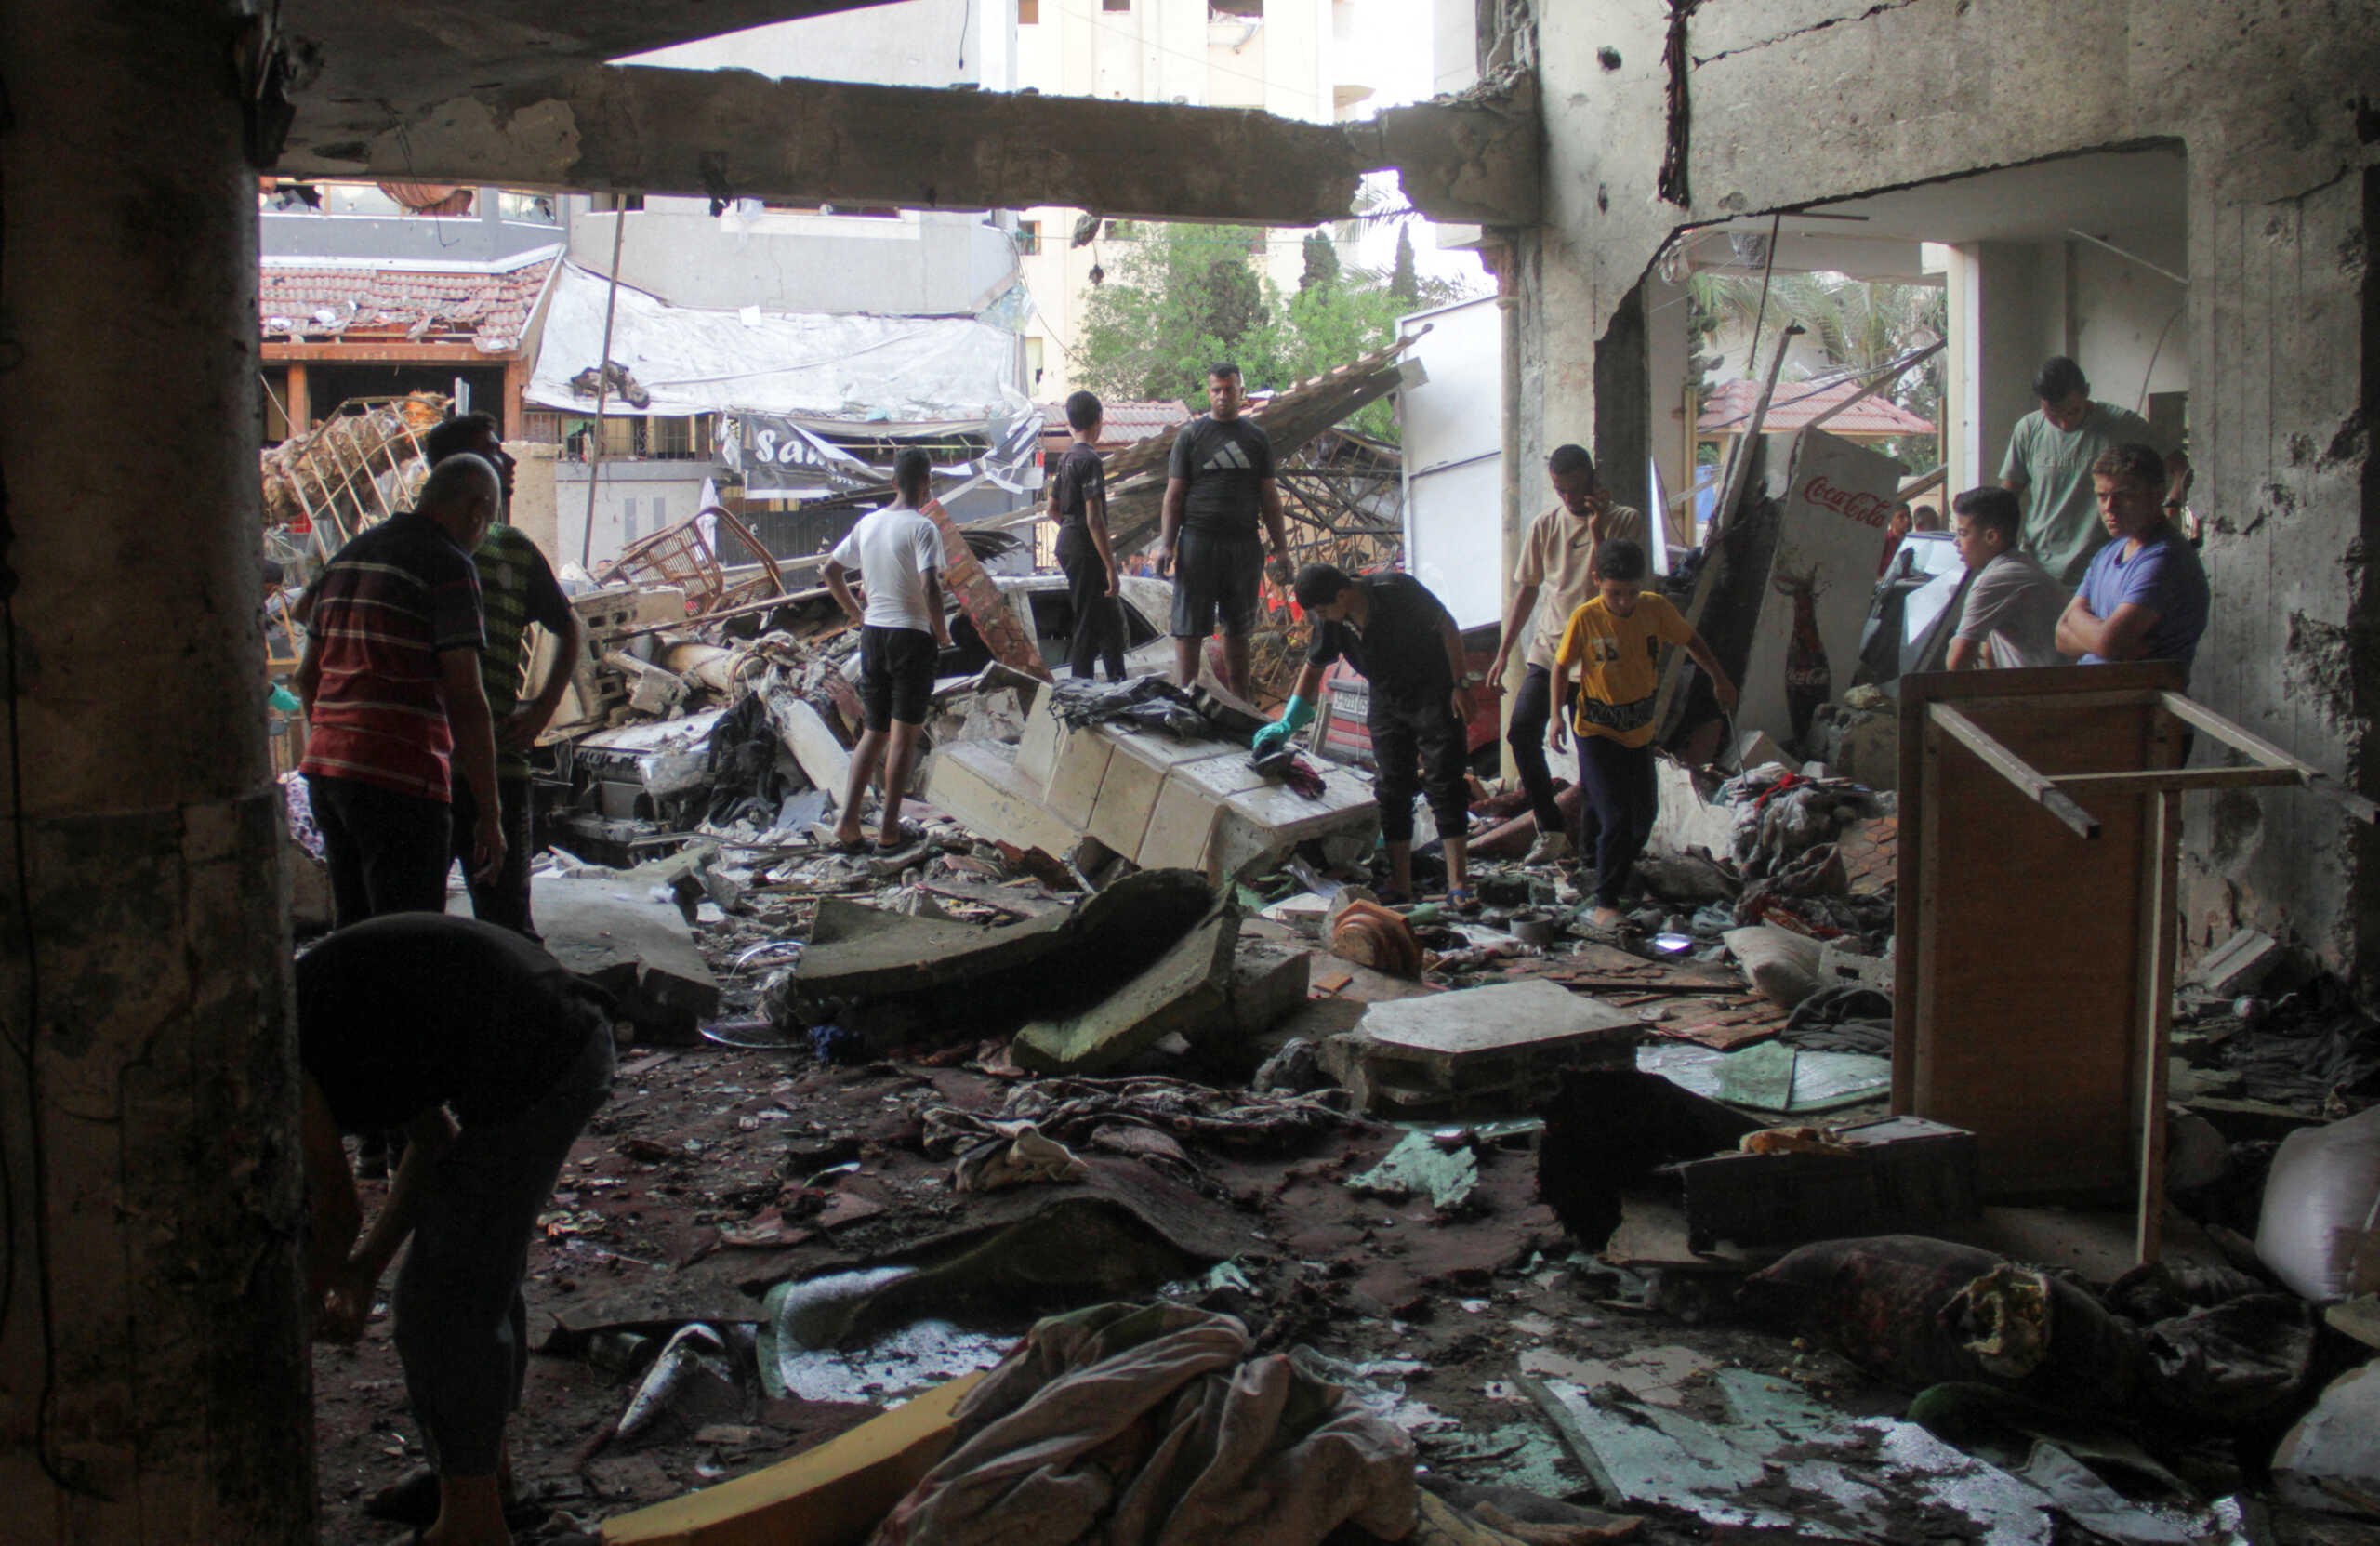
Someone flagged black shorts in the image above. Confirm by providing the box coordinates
[1170,527,1263,639]
[859,625,938,731]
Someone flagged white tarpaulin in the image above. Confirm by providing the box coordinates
[526,261,1023,420]
[1738,430,1906,746]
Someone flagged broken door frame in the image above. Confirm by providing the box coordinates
[1893,663,2376,1265]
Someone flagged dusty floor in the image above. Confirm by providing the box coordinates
[305,860,2380,1546]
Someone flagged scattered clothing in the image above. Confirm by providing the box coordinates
[2001,400,2173,586]
[870,1302,1416,1546]
[1046,675,1215,739]
[1954,551,2069,669]
[2074,524,2210,676]
[1782,983,1895,1055]
[1514,502,1649,672]
[831,504,945,633]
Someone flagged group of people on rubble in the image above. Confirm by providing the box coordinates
[294,414,614,1545]
[1058,351,2208,930]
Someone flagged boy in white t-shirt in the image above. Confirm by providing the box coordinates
[824,448,953,852]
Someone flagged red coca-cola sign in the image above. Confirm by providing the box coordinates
[1801,475,1892,528]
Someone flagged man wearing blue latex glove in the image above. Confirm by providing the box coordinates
[1252,695,1314,755]
[1281,564,1476,909]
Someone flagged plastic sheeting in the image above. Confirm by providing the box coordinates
[526,260,1025,422]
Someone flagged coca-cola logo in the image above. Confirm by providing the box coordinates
[1802,475,1891,528]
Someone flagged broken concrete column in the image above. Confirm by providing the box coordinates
[0,1,312,1536]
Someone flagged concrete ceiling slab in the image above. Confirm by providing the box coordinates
[1692,146,2186,271]
[276,0,897,160]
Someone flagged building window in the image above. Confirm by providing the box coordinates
[647,415,714,460]
[1210,0,1263,13]
[521,411,565,445]
[1019,0,1038,19]
[590,192,645,213]
[1103,0,1129,9]
[497,190,559,225]
[622,498,640,544]
[1017,219,1042,255]
[1025,337,1046,390]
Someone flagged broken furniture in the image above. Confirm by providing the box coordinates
[927,687,1379,885]
[1675,1116,1979,1252]
[1894,663,2379,1265]
[1318,979,1639,1117]
[600,1370,985,1546]
[602,505,787,618]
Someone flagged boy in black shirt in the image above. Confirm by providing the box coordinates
[1259,563,1477,907]
[298,915,615,1544]
[1047,390,1127,681]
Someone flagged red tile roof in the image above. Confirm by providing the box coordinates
[259,254,555,353]
[1037,399,1189,448]
[1699,377,1937,437]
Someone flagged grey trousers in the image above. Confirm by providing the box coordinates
[391,1012,614,1474]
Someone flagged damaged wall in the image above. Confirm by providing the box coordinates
[1522,0,2380,983]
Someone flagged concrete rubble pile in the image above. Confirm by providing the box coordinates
[292,619,2380,1546]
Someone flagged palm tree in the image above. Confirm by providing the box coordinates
[1689,270,1946,470]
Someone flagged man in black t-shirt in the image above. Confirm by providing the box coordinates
[1256,564,1477,908]
[1048,390,1126,681]
[1157,362,1292,698]
[298,915,615,1543]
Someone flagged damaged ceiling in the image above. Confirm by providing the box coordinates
[268,1,1539,226]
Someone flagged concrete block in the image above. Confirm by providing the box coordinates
[1323,978,1639,1117]
[1041,723,1115,829]
[1086,730,1219,863]
[533,874,722,1043]
[600,1370,984,1546]
[925,741,1081,859]
[1011,903,1239,1074]
[1139,751,1274,873]
[1012,688,1067,791]
[1208,762,1381,881]
[767,689,853,797]
[1228,938,1310,1037]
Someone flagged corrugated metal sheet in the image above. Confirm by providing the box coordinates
[1699,377,1936,437]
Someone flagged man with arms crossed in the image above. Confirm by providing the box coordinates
[2055,442,2211,679]
[825,448,955,852]
[1487,443,1647,865]
[1157,362,1292,699]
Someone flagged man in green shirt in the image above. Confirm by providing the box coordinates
[423,413,586,940]
[2000,355,2188,588]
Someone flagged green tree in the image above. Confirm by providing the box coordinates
[1300,231,1341,292]
[1389,225,1419,303]
[1072,221,1476,443]
[1687,269,1947,473]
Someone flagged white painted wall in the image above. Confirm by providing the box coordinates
[1400,295,1504,628]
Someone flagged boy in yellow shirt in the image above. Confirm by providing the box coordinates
[1548,539,1738,930]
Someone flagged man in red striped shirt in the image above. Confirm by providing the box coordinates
[296,454,507,927]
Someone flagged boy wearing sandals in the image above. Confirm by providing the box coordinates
[1258,563,1477,907]
[1547,539,1737,931]
[825,447,955,854]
